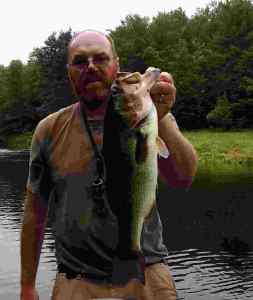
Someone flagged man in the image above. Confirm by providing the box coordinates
[20,30,198,300]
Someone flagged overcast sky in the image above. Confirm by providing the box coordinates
[1,0,215,66]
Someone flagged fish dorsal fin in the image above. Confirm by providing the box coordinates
[156,136,170,159]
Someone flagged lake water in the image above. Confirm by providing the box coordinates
[0,150,252,300]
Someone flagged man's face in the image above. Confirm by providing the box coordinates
[68,31,119,110]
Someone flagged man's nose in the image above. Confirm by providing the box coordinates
[87,57,97,70]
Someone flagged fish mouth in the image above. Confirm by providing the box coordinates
[146,67,160,80]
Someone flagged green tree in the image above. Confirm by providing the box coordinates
[190,0,253,128]
[29,29,74,111]
[22,62,41,105]
[142,46,162,69]
[6,60,24,106]
[0,65,9,110]
[109,14,150,71]
[0,60,41,112]
[2,0,253,130]
[207,94,232,129]
[231,98,253,128]
[149,9,189,51]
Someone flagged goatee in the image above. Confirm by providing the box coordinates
[83,98,104,110]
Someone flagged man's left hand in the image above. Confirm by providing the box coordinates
[150,71,176,121]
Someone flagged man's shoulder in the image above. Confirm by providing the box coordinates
[41,103,77,125]
[34,103,77,140]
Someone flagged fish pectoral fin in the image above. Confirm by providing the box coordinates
[156,136,170,159]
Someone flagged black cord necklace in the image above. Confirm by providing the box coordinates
[81,106,105,179]
[80,99,108,218]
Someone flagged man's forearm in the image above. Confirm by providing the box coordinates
[158,113,198,179]
[20,191,48,289]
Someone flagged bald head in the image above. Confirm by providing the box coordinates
[68,30,117,62]
[67,29,119,114]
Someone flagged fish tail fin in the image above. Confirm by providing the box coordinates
[111,252,146,285]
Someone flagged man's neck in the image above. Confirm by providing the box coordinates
[79,97,109,121]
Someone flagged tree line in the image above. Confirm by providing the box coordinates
[0,0,252,130]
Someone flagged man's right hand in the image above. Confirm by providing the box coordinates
[21,286,39,300]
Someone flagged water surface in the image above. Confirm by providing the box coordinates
[0,150,252,299]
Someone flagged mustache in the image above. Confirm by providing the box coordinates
[80,71,103,85]
[75,71,103,96]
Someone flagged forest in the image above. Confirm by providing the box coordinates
[0,0,252,131]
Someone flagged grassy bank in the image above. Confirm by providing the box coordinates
[183,129,253,189]
[5,129,253,188]
[6,131,33,150]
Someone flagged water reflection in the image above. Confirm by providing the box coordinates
[169,249,253,299]
[0,150,253,300]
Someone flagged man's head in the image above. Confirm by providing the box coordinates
[67,30,119,112]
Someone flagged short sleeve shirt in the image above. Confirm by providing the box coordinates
[26,102,169,278]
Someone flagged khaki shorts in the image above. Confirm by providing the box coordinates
[51,262,177,300]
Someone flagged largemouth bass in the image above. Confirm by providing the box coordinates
[102,68,169,285]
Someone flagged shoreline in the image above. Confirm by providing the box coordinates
[3,128,253,151]
[2,129,253,190]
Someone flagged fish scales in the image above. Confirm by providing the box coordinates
[102,69,161,285]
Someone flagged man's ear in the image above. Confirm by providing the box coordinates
[67,67,71,81]
[67,67,78,97]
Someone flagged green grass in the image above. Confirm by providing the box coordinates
[6,131,33,150]
[182,129,253,189]
[182,129,253,163]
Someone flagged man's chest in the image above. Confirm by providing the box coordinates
[50,122,104,177]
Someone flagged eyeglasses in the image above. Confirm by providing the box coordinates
[67,55,112,69]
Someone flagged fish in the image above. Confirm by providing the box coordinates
[102,68,169,285]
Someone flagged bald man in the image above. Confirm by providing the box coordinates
[20,30,198,300]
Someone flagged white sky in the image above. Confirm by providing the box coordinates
[1,0,214,66]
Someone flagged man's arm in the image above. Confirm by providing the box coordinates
[20,190,48,295]
[20,118,52,299]
[158,113,198,188]
[148,70,198,188]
